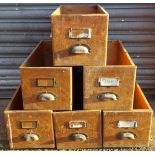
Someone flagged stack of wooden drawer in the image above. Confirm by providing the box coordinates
[4,5,153,150]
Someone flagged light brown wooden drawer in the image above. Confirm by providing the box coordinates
[4,86,55,149]
[53,110,102,149]
[83,40,137,110]
[51,5,109,66]
[20,41,72,111]
[103,83,153,147]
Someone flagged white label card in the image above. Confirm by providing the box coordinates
[117,121,137,128]
[98,78,120,87]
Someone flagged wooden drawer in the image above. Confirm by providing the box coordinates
[4,86,55,149]
[83,40,137,110]
[103,83,153,147]
[51,5,109,66]
[20,41,72,110]
[53,110,102,149]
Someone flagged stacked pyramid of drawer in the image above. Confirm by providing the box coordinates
[4,5,153,150]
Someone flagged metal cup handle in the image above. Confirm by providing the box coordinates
[117,132,136,140]
[38,92,56,101]
[70,45,90,54]
[97,92,118,101]
[21,133,39,141]
[70,133,87,141]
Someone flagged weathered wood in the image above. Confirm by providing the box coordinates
[4,86,55,149]
[53,110,102,149]
[103,83,153,147]
[1,98,155,150]
[51,5,109,66]
[20,41,72,111]
[83,40,137,110]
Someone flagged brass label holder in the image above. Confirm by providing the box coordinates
[20,121,39,129]
[69,28,92,39]
[36,78,56,87]
[69,121,87,129]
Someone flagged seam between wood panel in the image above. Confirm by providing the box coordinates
[101,110,103,147]
[148,112,153,146]
[7,113,13,148]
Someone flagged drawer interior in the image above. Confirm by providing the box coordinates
[21,40,134,67]
[5,84,84,112]
[133,84,152,110]
[21,41,53,67]
[5,84,152,112]
[5,87,23,111]
[73,66,83,111]
[52,5,107,15]
[107,40,135,66]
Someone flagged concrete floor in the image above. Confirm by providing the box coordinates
[0,99,155,151]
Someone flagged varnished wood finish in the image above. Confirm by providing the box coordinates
[103,83,153,147]
[20,41,72,110]
[4,86,55,149]
[83,40,137,110]
[53,110,102,149]
[51,5,109,66]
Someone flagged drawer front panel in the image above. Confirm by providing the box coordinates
[52,15,108,66]
[53,111,102,149]
[5,111,55,149]
[20,67,72,110]
[84,66,136,110]
[103,111,152,147]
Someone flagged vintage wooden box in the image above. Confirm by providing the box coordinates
[53,110,102,149]
[83,40,137,110]
[103,83,153,147]
[4,86,55,149]
[51,5,109,66]
[20,41,72,110]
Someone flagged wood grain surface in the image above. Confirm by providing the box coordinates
[103,84,153,147]
[20,41,72,111]
[51,5,109,66]
[4,87,55,149]
[0,99,155,150]
[83,40,136,110]
[53,110,102,149]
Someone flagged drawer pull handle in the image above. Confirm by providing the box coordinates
[70,133,87,141]
[97,93,118,101]
[70,45,90,54]
[38,93,56,101]
[117,132,135,140]
[22,133,39,141]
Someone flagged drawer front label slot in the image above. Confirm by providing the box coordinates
[69,121,87,129]
[20,121,39,129]
[98,78,120,87]
[117,121,137,128]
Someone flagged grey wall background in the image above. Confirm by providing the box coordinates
[0,3,155,99]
